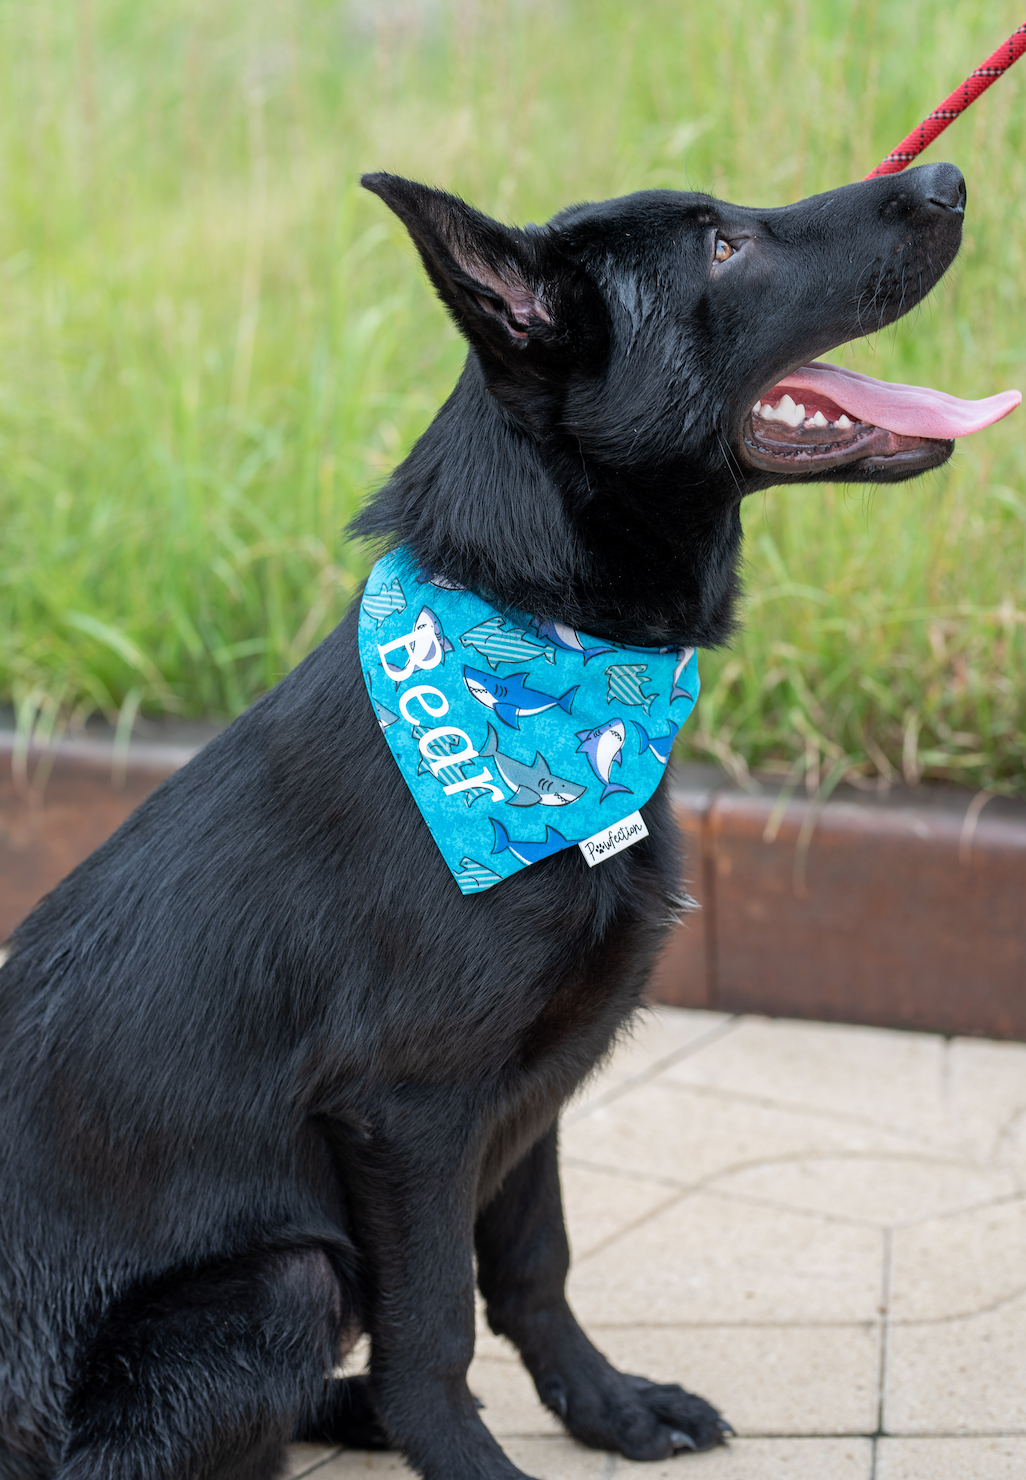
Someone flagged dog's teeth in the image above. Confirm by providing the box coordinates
[834,413,853,429]
[775,394,805,428]
[808,410,828,428]
[752,400,762,415]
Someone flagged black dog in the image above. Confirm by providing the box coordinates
[0,162,966,1480]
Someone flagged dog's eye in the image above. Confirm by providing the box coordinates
[713,237,734,263]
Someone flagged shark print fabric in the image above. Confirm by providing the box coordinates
[359,549,700,894]
[362,576,407,627]
[460,615,557,669]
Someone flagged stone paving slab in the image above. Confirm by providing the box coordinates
[292,1436,876,1479]
[874,1437,1026,1478]
[589,1325,880,1437]
[284,1007,1026,1480]
[885,1296,1026,1435]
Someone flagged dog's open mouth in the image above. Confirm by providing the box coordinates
[743,360,1021,475]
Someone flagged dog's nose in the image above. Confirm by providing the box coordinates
[917,162,967,214]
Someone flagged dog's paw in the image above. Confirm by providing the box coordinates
[296,1374,393,1449]
[538,1370,730,1460]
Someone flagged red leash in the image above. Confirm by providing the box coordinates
[865,22,1026,177]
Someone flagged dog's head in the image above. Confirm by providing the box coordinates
[360,169,1018,643]
[363,166,1017,483]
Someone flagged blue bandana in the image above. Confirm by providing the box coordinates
[359,549,699,894]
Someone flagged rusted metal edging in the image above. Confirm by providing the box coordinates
[652,769,1026,1041]
[0,731,203,942]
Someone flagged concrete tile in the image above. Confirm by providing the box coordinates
[287,1437,875,1480]
[285,1445,343,1477]
[613,1437,873,1478]
[569,1190,884,1324]
[503,1436,614,1478]
[562,1079,921,1190]
[947,1038,1026,1165]
[662,1017,947,1142]
[468,1355,563,1438]
[569,1006,733,1115]
[876,1437,1026,1478]
[420,1320,876,1443]
[561,1162,679,1258]
[885,1293,1026,1435]
[712,1155,1014,1227]
[889,1198,1026,1321]
[299,1452,413,1478]
[1004,1109,1026,1184]
[307,1446,595,1480]
[595,1323,879,1436]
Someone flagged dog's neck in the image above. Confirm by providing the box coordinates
[353,354,743,649]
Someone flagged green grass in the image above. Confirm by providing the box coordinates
[1,0,1024,794]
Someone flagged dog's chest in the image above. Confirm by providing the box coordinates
[475,890,667,1203]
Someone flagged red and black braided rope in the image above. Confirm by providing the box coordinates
[866,22,1026,177]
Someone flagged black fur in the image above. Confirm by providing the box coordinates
[0,163,964,1479]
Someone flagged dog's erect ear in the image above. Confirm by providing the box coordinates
[361,173,560,355]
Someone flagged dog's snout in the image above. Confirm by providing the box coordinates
[917,162,966,215]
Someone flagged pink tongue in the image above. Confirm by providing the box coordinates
[774,360,1021,439]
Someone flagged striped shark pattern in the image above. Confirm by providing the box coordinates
[411,725,493,807]
[460,615,556,669]
[454,857,504,893]
[363,576,407,627]
[604,662,659,715]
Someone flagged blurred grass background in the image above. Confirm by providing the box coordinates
[1,0,1024,795]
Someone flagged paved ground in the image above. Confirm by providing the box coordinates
[285,1007,1026,1480]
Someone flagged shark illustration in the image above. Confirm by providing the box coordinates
[634,720,676,765]
[490,819,575,865]
[383,606,453,682]
[365,669,399,731]
[670,646,697,706]
[371,694,399,732]
[410,724,492,807]
[604,662,659,715]
[463,666,577,730]
[455,857,504,893]
[363,576,407,627]
[529,616,616,665]
[575,718,632,803]
[415,568,465,591]
[480,725,586,808]
[460,615,556,670]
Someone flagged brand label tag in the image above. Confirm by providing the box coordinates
[578,811,649,866]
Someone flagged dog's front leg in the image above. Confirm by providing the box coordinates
[348,1092,536,1480]
[476,1123,728,1458]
